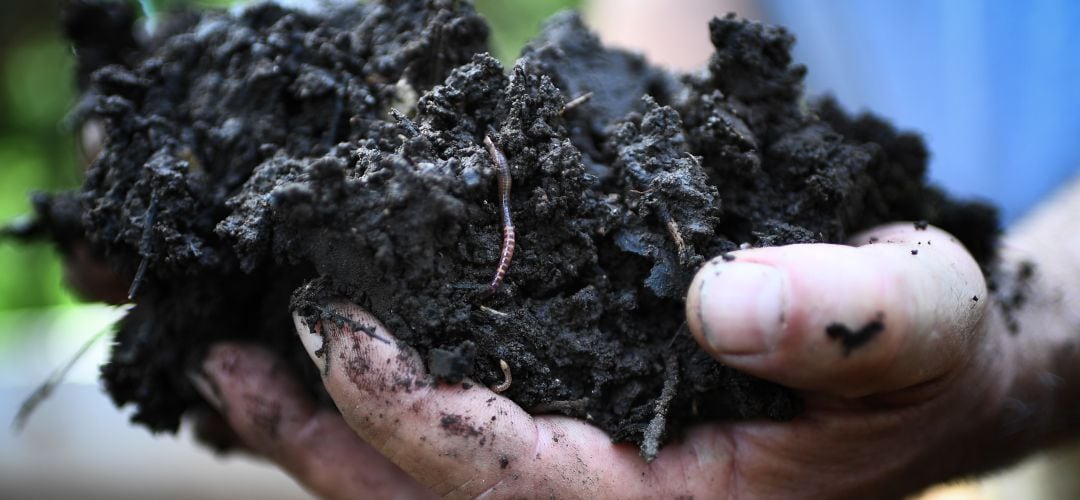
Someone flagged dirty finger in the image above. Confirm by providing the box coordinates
[195,342,432,499]
[685,223,988,398]
[292,301,681,498]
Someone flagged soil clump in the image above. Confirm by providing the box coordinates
[21,0,998,455]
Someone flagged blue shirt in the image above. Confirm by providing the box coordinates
[762,0,1080,223]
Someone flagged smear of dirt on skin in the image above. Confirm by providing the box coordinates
[17,0,999,456]
[825,313,887,356]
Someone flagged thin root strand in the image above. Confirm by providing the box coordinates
[127,257,149,301]
[479,305,508,317]
[665,218,686,256]
[560,91,593,114]
[312,305,391,344]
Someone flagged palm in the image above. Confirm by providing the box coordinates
[193,223,1009,499]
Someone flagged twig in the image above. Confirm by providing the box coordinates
[0,215,42,241]
[312,304,390,344]
[640,353,679,462]
[128,198,158,300]
[389,108,419,137]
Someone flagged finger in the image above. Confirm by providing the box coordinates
[194,342,434,499]
[294,302,693,498]
[189,407,247,454]
[686,223,988,397]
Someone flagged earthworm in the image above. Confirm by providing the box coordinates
[491,359,512,393]
[482,135,515,297]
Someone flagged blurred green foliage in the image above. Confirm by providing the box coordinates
[0,22,80,320]
[0,0,580,328]
[476,0,583,64]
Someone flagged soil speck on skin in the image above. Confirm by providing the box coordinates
[992,259,1036,334]
[1019,260,1036,280]
[911,249,919,255]
[825,314,886,356]
[440,413,482,439]
[21,0,1000,452]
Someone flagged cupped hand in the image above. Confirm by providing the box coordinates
[193,222,1015,499]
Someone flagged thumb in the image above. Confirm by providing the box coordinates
[685,223,988,398]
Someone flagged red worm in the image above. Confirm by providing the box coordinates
[483,135,515,296]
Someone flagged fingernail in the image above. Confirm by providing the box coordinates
[292,311,327,374]
[696,261,787,354]
[187,369,226,413]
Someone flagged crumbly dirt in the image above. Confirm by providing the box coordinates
[23,0,997,454]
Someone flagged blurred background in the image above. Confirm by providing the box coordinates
[1,0,1078,498]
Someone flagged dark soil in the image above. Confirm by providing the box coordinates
[22,0,998,456]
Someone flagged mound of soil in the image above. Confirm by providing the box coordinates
[25,0,997,456]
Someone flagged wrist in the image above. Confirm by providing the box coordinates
[904,181,1080,488]
[966,181,1080,475]
[1001,177,1080,440]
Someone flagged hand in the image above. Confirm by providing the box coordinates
[192,220,1068,499]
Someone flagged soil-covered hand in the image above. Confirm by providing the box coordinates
[192,219,1078,499]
